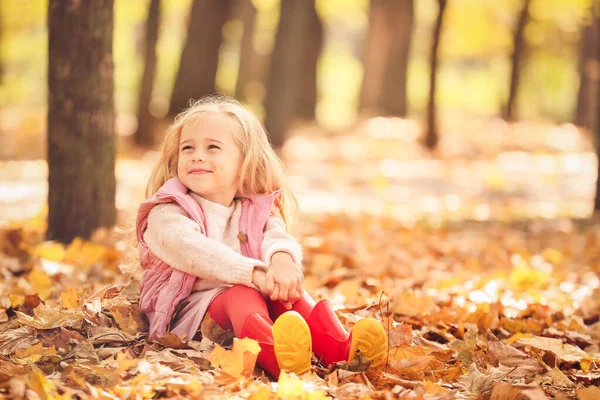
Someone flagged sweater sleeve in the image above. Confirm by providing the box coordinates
[143,203,267,287]
[261,216,303,269]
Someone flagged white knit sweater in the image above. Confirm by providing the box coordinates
[143,193,302,292]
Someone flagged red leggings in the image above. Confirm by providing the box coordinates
[206,285,317,335]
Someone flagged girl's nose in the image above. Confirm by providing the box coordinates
[192,151,205,162]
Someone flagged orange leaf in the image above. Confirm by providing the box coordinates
[208,337,261,379]
[577,387,600,400]
[60,288,79,309]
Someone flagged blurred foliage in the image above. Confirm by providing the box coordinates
[0,0,594,131]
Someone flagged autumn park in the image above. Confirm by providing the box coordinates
[1,0,600,399]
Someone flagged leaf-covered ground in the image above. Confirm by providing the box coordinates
[1,213,600,399]
[1,121,599,398]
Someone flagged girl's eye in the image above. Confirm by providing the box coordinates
[208,144,220,150]
[181,145,193,151]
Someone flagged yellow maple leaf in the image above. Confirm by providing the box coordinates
[423,380,447,394]
[277,371,328,399]
[10,294,25,308]
[32,241,66,262]
[60,288,80,309]
[14,342,57,364]
[508,262,550,291]
[64,238,106,269]
[505,332,533,344]
[28,366,56,399]
[208,337,261,379]
[111,308,140,335]
[389,345,432,361]
[115,351,138,374]
[28,269,51,299]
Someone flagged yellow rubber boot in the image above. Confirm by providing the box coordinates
[272,311,312,376]
[348,317,388,369]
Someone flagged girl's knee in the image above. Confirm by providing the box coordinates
[228,284,264,301]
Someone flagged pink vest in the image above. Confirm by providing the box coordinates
[136,177,281,339]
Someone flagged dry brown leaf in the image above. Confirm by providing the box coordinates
[548,367,575,388]
[388,323,413,347]
[455,363,511,395]
[15,302,84,330]
[0,360,28,383]
[520,388,551,400]
[518,336,589,363]
[155,332,189,349]
[0,325,38,356]
[41,327,85,350]
[577,387,600,400]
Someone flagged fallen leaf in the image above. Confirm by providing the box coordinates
[520,388,550,400]
[32,241,65,262]
[577,387,600,400]
[208,337,261,379]
[155,332,189,349]
[389,323,412,347]
[519,336,589,363]
[28,268,51,299]
[0,326,38,356]
[456,364,511,395]
[64,238,106,269]
[548,367,575,388]
[15,302,84,330]
[60,288,79,309]
[14,342,57,364]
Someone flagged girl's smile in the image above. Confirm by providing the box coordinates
[188,167,212,174]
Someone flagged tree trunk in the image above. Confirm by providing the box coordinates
[592,3,600,211]
[169,0,232,117]
[0,3,3,85]
[234,0,257,102]
[360,0,414,116]
[504,0,531,121]
[47,0,116,243]
[134,0,161,147]
[424,0,447,150]
[576,15,598,133]
[264,0,319,149]
[382,0,413,116]
[296,3,323,120]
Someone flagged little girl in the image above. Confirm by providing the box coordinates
[135,95,387,378]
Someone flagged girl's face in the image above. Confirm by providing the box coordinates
[177,113,243,206]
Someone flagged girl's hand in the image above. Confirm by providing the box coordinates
[252,268,270,297]
[265,252,303,303]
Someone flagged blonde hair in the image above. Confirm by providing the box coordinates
[146,94,298,227]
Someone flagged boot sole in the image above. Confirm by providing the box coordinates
[348,318,388,369]
[272,311,312,376]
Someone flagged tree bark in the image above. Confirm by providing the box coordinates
[504,0,531,121]
[576,16,598,133]
[424,0,447,150]
[47,0,116,243]
[169,0,232,117]
[264,0,320,149]
[296,3,323,120]
[0,4,3,85]
[234,0,257,102]
[360,0,414,116]
[134,0,161,147]
[592,2,600,211]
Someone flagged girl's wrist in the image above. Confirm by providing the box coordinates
[271,251,294,263]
